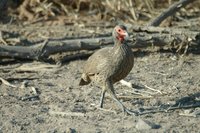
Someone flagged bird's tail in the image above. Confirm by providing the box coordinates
[79,78,90,86]
[79,73,91,86]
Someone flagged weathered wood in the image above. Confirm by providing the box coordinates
[148,0,196,26]
[0,26,199,61]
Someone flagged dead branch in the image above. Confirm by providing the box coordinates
[148,0,196,26]
[0,26,199,62]
[138,102,200,115]
[0,77,17,88]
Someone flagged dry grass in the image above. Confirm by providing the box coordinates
[1,0,200,25]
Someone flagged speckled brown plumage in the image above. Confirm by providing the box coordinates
[79,25,135,115]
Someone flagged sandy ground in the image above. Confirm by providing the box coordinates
[1,49,200,132]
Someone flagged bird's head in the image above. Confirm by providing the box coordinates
[113,25,129,43]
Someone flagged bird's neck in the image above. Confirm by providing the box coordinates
[113,39,127,49]
[113,40,129,56]
[114,38,125,45]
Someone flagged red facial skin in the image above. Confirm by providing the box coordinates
[115,27,127,42]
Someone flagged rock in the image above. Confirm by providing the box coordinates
[65,128,76,133]
[135,119,161,130]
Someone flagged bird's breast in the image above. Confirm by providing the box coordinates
[109,45,134,83]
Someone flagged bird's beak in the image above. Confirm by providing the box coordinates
[121,31,129,40]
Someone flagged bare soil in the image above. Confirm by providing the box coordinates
[0,0,200,131]
[1,44,200,132]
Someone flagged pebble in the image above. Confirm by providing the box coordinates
[135,119,161,130]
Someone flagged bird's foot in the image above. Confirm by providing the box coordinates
[124,108,139,116]
[120,105,139,116]
[99,102,103,108]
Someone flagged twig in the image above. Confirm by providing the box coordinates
[38,39,49,59]
[179,113,197,117]
[49,110,85,117]
[138,102,200,115]
[0,31,7,45]
[125,89,155,96]
[149,71,168,76]
[117,95,152,100]
[120,79,162,95]
[0,77,17,88]
[143,85,162,94]
[128,0,138,20]
[20,95,39,101]
[148,0,196,26]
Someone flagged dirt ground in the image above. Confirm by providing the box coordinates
[1,46,200,132]
[0,0,200,132]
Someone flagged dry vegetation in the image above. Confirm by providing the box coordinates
[0,0,199,62]
[1,0,200,26]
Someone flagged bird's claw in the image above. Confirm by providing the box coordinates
[121,106,139,116]
[125,108,139,116]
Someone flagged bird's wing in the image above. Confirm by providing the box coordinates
[83,47,112,75]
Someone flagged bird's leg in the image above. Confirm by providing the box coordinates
[104,79,126,113]
[99,88,106,108]
[104,79,138,115]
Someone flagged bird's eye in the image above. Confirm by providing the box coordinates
[118,29,121,32]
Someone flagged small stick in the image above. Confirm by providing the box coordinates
[143,85,162,94]
[128,0,138,20]
[0,31,7,45]
[49,110,85,117]
[20,95,39,101]
[117,95,152,100]
[0,77,17,88]
[120,80,162,95]
[179,113,197,117]
[149,71,168,76]
[31,87,38,95]
[138,103,200,115]
[148,0,196,26]
[124,89,153,97]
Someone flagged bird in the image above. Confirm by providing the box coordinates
[79,25,136,115]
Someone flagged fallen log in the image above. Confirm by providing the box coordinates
[0,26,199,62]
